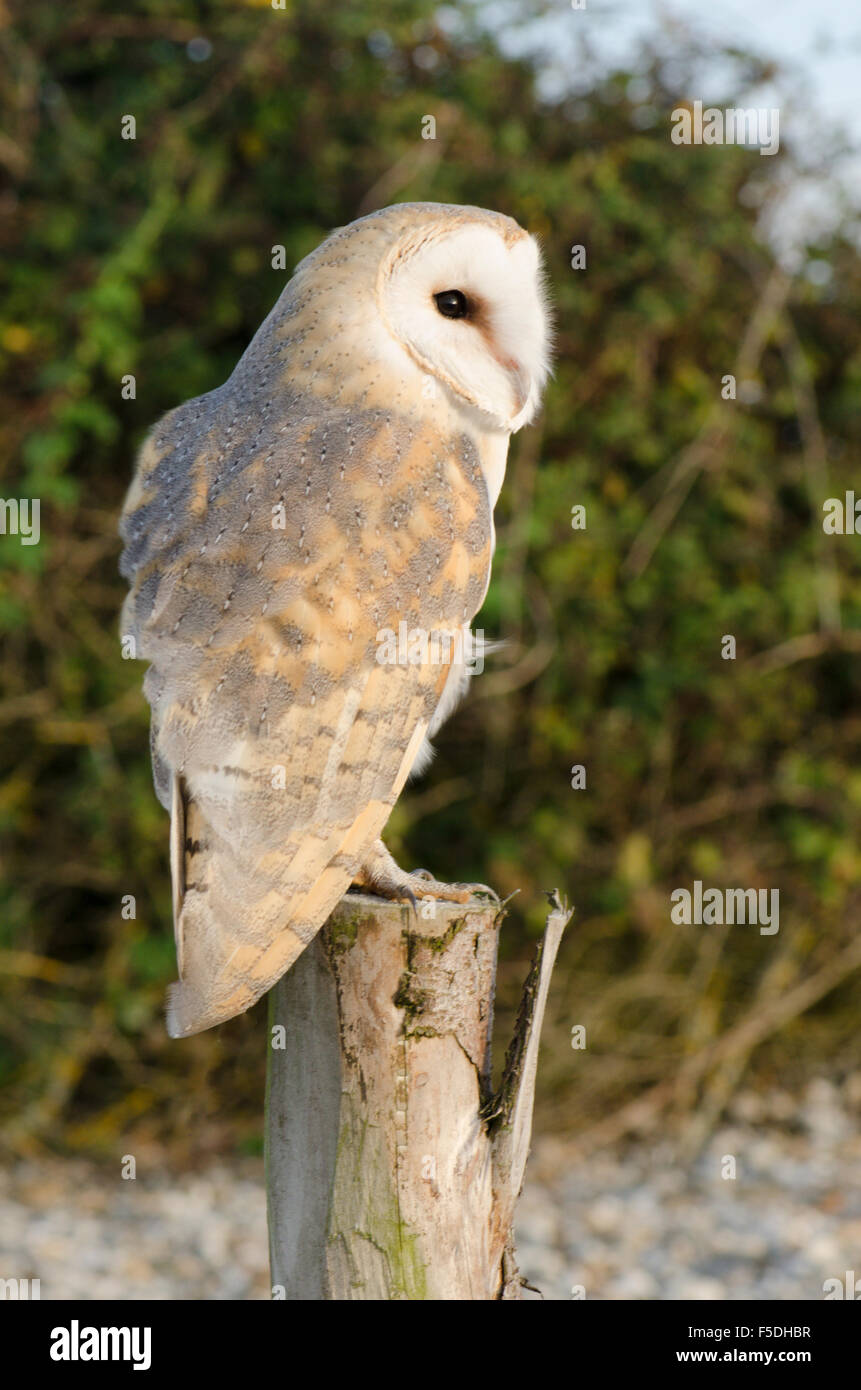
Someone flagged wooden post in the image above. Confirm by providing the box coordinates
[265,888,571,1300]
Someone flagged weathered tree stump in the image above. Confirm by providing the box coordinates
[265,887,570,1300]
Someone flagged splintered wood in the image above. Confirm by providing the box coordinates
[266,888,570,1300]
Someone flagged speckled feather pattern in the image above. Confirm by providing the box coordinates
[118,203,544,1037]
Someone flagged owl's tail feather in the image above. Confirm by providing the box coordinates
[164,792,377,1038]
[164,893,315,1038]
[165,979,209,1040]
[162,789,309,1037]
[164,862,315,1039]
[166,974,270,1039]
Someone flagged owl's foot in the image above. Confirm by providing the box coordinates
[351,839,473,908]
[411,868,499,903]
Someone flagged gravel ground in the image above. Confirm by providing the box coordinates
[517,1078,861,1300]
[0,1160,270,1301]
[2,1079,858,1300]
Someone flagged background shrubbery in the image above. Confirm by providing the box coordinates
[2,0,860,1160]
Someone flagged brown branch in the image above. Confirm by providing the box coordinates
[748,628,861,675]
[774,309,841,633]
[576,916,861,1153]
[356,105,458,216]
[624,264,792,578]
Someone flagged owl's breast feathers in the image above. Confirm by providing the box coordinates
[119,376,492,1035]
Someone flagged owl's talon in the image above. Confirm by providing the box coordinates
[352,839,473,906]
[463,882,500,902]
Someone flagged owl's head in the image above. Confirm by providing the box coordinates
[287,203,551,435]
[376,204,551,433]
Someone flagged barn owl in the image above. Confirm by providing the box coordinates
[119,202,550,1037]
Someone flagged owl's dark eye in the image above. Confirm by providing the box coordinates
[434,289,470,319]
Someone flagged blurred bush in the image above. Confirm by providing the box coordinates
[1,0,859,1159]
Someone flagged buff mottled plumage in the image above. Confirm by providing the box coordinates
[119,202,550,1036]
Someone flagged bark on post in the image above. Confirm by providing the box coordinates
[265,887,571,1300]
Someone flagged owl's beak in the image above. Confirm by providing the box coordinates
[506,362,536,432]
[487,345,532,430]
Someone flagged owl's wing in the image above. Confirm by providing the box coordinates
[120,399,491,1036]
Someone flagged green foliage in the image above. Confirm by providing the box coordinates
[1,1,859,1156]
